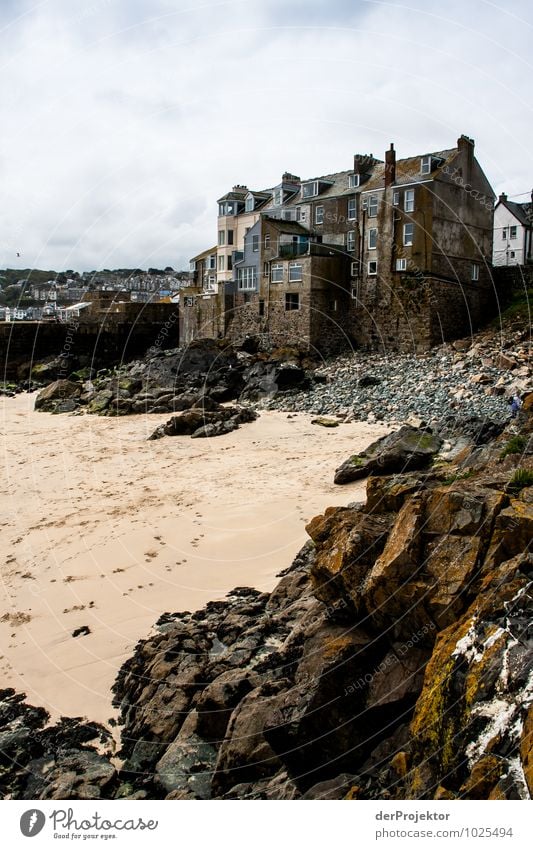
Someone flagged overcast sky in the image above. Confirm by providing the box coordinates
[0,0,531,271]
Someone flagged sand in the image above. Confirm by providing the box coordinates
[0,393,387,725]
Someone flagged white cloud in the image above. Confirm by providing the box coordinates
[0,0,531,270]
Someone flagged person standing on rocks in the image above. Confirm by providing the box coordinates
[510,394,523,418]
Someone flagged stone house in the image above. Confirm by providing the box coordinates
[187,134,496,353]
[352,136,496,350]
[180,246,221,344]
[492,192,533,267]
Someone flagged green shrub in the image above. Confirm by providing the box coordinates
[500,436,527,459]
[508,468,533,492]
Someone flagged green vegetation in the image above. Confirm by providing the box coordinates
[442,470,474,485]
[507,468,533,492]
[500,435,527,459]
[491,286,533,325]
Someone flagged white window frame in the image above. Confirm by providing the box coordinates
[404,189,415,213]
[238,267,257,290]
[347,230,356,252]
[218,255,225,271]
[420,155,431,175]
[207,254,216,270]
[403,223,414,246]
[218,230,225,246]
[347,198,357,220]
[351,261,358,277]
[271,263,284,283]
[245,194,254,213]
[471,263,480,281]
[302,181,318,199]
[396,258,407,271]
[368,261,377,276]
[273,188,283,206]
[368,228,377,250]
[315,205,324,225]
[289,262,303,282]
[393,190,400,206]
[348,173,360,189]
[264,234,271,250]
[510,225,517,239]
[368,195,378,217]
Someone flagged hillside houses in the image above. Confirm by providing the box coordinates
[183,135,497,353]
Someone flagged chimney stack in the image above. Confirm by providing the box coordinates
[457,135,475,181]
[499,192,508,203]
[385,143,396,187]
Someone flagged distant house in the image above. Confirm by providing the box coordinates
[58,302,92,321]
[493,192,533,266]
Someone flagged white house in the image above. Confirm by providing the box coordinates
[58,302,92,321]
[493,191,533,266]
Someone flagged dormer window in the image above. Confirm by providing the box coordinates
[245,193,255,213]
[273,188,283,206]
[348,173,360,189]
[302,181,319,199]
[420,156,432,175]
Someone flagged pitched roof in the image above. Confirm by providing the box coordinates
[359,148,457,192]
[499,199,533,227]
[262,217,310,235]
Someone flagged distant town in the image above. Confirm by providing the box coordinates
[0,267,191,322]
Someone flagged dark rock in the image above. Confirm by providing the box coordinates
[35,379,81,411]
[303,773,360,799]
[149,407,257,440]
[359,374,381,388]
[72,626,91,637]
[334,426,442,484]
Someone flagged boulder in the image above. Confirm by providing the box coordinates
[148,407,257,440]
[334,426,442,484]
[35,379,81,411]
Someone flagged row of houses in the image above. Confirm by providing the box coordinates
[181,134,528,354]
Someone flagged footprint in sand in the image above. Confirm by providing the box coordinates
[1,612,32,626]
[144,550,159,561]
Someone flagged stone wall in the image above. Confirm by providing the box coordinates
[0,312,179,380]
[179,294,222,346]
[352,274,498,353]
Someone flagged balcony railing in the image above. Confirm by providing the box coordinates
[278,242,309,259]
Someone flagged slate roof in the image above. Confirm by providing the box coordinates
[500,199,533,227]
[359,148,457,192]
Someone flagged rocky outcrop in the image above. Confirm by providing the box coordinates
[148,405,257,440]
[32,339,318,417]
[334,425,442,484]
[0,690,116,799]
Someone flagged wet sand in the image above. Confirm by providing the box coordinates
[0,393,387,725]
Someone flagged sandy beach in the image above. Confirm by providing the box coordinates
[0,393,387,725]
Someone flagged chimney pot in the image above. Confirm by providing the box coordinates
[499,192,508,203]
